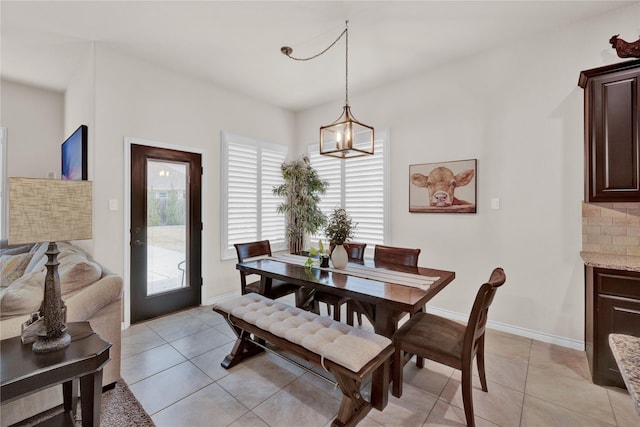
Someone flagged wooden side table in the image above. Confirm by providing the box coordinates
[1,322,111,426]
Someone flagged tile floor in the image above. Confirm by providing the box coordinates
[121,300,638,427]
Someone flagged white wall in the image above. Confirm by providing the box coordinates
[296,3,640,345]
[0,80,63,179]
[82,46,295,311]
[64,43,96,254]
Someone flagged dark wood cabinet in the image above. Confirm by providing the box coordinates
[579,60,640,202]
[585,266,640,387]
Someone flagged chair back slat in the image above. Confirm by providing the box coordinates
[374,244,421,267]
[235,240,272,262]
[463,267,506,361]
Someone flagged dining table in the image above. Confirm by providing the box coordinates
[236,253,456,409]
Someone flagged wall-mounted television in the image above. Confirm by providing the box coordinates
[61,125,87,180]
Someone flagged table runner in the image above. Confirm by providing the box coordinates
[272,253,439,290]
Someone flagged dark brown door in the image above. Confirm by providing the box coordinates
[130,144,202,323]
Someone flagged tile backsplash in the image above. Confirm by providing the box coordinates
[582,202,640,256]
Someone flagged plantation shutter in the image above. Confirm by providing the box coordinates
[261,148,286,246]
[222,132,287,260]
[308,130,388,248]
[344,141,385,246]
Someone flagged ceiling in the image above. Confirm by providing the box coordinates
[1,1,635,111]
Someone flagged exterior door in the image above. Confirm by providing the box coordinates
[130,144,202,323]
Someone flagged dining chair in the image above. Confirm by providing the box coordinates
[312,242,367,321]
[392,267,506,427]
[373,244,421,267]
[346,244,421,326]
[234,240,301,302]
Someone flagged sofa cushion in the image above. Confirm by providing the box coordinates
[1,253,34,287]
[58,253,102,296]
[0,270,44,317]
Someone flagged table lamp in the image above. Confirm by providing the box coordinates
[8,177,93,353]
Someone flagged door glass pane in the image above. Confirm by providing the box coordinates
[146,160,188,295]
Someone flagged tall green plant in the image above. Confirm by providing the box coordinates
[273,156,328,254]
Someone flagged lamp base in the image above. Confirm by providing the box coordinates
[32,327,71,353]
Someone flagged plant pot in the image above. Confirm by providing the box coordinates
[331,244,348,269]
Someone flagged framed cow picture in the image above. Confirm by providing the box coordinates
[409,159,477,213]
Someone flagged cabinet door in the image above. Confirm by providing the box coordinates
[586,67,640,202]
[596,295,640,386]
[592,267,640,387]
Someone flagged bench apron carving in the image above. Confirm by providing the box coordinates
[213,293,393,427]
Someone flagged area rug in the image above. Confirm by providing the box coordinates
[16,379,155,427]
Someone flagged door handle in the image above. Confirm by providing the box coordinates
[134,239,145,247]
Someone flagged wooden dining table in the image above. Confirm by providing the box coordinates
[236,254,456,410]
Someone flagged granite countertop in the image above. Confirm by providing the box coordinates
[609,334,640,414]
[581,252,640,273]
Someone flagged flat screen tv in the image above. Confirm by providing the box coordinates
[61,125,87,180]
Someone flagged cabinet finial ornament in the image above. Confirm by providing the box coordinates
[610,34,640,58]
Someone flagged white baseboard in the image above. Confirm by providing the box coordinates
[427,306,585,351]
[203,290,241,306]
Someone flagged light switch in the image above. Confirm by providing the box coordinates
[109,199,118,211]
[491,198,500,210]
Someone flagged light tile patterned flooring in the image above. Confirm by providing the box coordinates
[121,299,638,427]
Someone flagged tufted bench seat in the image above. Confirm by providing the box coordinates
[213,293,393,427]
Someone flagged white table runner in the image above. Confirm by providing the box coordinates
[272,253,439,290]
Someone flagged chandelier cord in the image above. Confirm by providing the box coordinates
[282,21,350,106]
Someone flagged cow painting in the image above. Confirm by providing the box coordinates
[409,159,477,213]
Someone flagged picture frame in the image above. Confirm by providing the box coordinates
[61,125,87,180]
[409,159,477,213]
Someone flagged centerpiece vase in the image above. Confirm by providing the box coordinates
[331,244,348,269]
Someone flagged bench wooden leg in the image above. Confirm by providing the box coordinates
[221,330,264,369]
[331,371,371,427]
[371,357,390,410]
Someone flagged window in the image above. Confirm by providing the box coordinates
[308,129,389,249]
[221,132,287,260]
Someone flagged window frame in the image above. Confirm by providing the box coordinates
[220,132,288,261]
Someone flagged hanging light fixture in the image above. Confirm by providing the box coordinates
[282,21,374,159]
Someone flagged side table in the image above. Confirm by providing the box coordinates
[1,322,111,426]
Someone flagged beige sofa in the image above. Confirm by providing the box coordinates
[0,241,122,426]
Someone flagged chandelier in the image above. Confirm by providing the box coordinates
[281,21,374,159]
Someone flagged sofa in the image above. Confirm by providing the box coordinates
[0,240,122,426]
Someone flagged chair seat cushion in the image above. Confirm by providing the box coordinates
[394,312,466,361]
[245,279,299,300]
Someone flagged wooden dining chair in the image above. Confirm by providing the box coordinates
[234,240,301,302]
[392,267,506,427]
[346,244,421,326]
[373,244,421,267]
[312,242,367,321]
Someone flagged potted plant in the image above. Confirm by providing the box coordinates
[306,239,330,268]
[324,208,355,269]
[273,156,328,254]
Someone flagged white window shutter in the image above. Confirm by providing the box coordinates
[309,130,388,248]
[222,133,287,260]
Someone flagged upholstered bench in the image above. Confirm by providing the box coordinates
[213,293,393,427]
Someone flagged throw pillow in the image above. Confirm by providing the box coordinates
[58,253,102,296]
[0,244,32,256]
[0,270,44,318]
[0,253,34,287]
